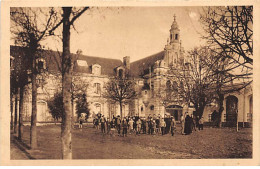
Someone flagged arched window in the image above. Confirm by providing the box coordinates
[180,81,184,90]
[175,34,178,40]
[92,64,101,75]
[226,95,238,124]
[172,81,178,92]
[166,80,171,90]
[141,106,143,112]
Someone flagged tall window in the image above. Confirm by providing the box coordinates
[175,34,178,40]
[172,81,178,92]
[95,103,101,114]
[94,83,101,95]
[166,80,172,99]
[118,69,124,79]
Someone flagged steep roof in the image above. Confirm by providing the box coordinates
[72,54,122,76]
[10,46,123,76]
[130,51,165,77]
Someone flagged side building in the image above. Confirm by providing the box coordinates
[10,46,132,123]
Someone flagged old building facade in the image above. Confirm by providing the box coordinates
[11,16,253,126]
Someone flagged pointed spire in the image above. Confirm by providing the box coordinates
[173,14,176,22]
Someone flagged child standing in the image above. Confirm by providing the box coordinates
[129,118,134,134]
[199,117,204,130]
[161,118,166,135]
[79,113,85,129]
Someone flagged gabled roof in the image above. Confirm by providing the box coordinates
[72,54,122,76]
[130,51,165,77]
[10,46,123,76]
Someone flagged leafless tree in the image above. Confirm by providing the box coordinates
[167,47,216,119]
[200,6,253,127]
[201,6,253,65]
[103,77,137,119]
[49,7,89,159]
[10,7,58,147]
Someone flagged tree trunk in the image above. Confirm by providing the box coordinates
[217,93,224,128]
[71,98,75,129]
[10,94,14,131]
[30,54,38,149]
[61,7,73,159]
[18,86,24,140]
[14,88,18,134]
[196,103,206,119]
[119,101,122,119]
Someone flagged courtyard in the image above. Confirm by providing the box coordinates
[11,124,252,159]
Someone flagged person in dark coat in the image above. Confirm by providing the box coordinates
[116,116,121,136]
[184,115,192,135]
[122,117,128,137]
[170,117,176,136]
[106,118,111,134]
[142,118,147,134]
[100,115,106,134]
[191,114,197,131]
[199,117,204,130]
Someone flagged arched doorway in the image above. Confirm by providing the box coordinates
[166,105,183,121]
[226,95,238,126]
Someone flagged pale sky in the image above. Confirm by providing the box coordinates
[42,7,206,62]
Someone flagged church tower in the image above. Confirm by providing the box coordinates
[170,14,180,44]
[164,14,184,67]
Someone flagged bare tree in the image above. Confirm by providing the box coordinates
[200,6,253,127]
[200,6,253,65]
[49,7,89,159]
[104,77,137,119]
[11,7,58,148]
[10,49,27,136]
[168,47,216,119]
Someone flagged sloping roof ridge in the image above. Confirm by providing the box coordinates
[130,50,164,64]
[72,52,122,63]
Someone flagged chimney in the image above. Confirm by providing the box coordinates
[123,56,130,70]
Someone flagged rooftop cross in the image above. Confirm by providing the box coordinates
[173,14,176,22]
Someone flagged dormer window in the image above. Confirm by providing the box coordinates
[116,67,125,79]
[36,58,46,71]
[77,60,88,67]
[92,64,101,75]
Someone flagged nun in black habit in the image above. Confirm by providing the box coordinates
[184,115,192,135]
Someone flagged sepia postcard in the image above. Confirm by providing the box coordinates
[0,0,260,166]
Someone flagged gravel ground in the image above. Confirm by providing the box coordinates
[11,124,252,159]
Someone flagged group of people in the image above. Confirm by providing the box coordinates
[180,113,204,135]
[92,114,178,137]
[83,112,204,137]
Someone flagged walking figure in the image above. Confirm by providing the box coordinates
[122,117,128,137]
[199,117,204,130]
[161,118,166,135]
[79,113,85,129]
[170,117,176,136]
